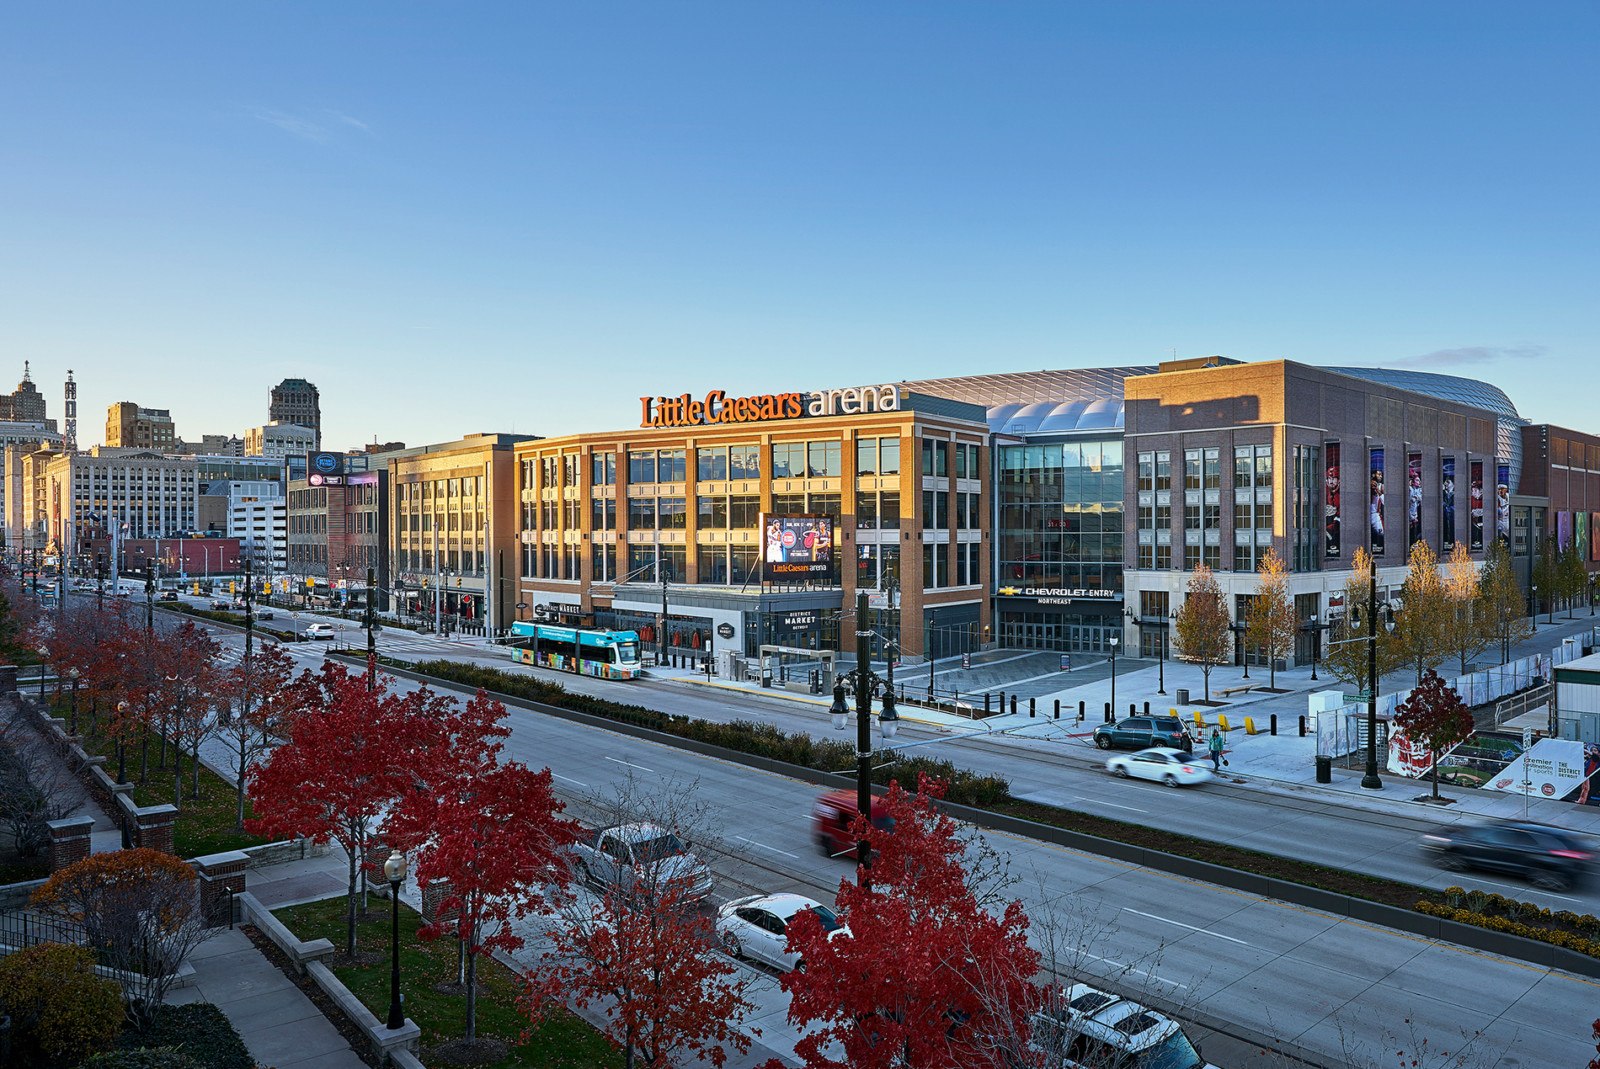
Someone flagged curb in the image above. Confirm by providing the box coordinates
[338,652,1600,982]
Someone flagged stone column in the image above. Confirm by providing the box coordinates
[46,815,95,872]
[191,850,250,927]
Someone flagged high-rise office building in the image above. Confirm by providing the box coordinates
[106,402,177,450]
[269,379,321,447]
[0,362,52,426]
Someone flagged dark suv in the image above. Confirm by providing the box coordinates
[1422,820,1594,891]
[1094,716,1192,753]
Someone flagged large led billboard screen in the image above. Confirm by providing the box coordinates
[762,514,834,580]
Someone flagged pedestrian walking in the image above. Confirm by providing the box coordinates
[1208,727,1225,772]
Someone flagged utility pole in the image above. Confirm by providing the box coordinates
[243,554,255,663]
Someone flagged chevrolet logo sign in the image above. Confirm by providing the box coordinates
[997,586,1021,596]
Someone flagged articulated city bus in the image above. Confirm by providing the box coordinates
[506,622,642,680]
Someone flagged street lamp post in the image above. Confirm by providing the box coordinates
[365,565,377,688]
[115,700,128,785]
[1108,635,1119,716]
[384,850,407,1030]
[67,667,80,735]
[830,591,899,885]
[1531,584,1539,632]
[1360,553,1386,791]
[36,645,48,703]
[1125,608,1167,696]
[1306,614,1321,682]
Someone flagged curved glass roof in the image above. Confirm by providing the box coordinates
[1324,367,1524,424]
[896,366,1155,434]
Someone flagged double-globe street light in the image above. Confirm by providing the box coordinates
[1124,607,1174,696]
[828,591,900,884]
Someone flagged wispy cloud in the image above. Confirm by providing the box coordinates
[249,107,374,143]
[1393,345,1547,369]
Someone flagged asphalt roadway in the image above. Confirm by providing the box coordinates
[160,612,1600,1069]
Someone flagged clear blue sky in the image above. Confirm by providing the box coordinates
[2,2,1594,449]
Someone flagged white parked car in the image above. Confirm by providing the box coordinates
[715,893,847,971]
[1030,983,1219,1068]
[304,622,336,639]
[1105,747,1213,788]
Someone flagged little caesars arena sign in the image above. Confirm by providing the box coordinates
[640,383,900,429]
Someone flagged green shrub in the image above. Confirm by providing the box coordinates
[402,658,1014,807]
[83,1048,200,1069]
[118,1004,253,1069]
[0,943,123,1067]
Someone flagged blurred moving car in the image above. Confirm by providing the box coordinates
[158,591,179,602]
[210,599,230,611]
[813,789,896,859]
[258,608,275,620]
[304,622,336,639]
[1093,715,1193,753]
[1105,747,1213,788]
[1029,983,1217,1068]
[715,893,847,971]
[1422,820,1594,891]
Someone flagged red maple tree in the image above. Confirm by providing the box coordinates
[248,661,448,954]
[1393,669,1475,800]
[1589,1017,1599,1069]
[779,775,1041,1069]
[153,621,224,805]
[386,692,579,1040]
[527,877,753,1069]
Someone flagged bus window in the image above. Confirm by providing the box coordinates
[616,641,640,664]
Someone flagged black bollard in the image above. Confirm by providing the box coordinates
[1029,697,1036,718]
[1011,693,1018,716]
[1143,701,1150,714]
[1298,715,1307,737]
[1053,699,1060,720]
[1270,713,1278,736]
[1104,702,1112,723]
[984,693,991,713]
[999,690,1006,715]
[1078,700,1085,722]
[1129,702,1136,716]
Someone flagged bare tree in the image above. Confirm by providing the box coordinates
[0,704,86,859]
[217,641,303,829]
[1477,541,1531,665]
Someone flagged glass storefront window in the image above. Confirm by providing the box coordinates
[697,447,728,482]
[729,445,761,480]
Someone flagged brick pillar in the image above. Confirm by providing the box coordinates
[191,850,251,927]
[420,879,459,927]
[0,663,17,696]
[131,803,179,854]
[47,815,95,871]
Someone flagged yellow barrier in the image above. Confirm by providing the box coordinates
[1193,710,1206,731]
[1244,716,1258,736]
[1217,714,1231,733]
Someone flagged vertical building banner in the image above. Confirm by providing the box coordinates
[1368,447,1386,556]
[1469,460,1485,551]
[1495,462,1511,544]
[1578,512,1589,560]
[1441,456,1456,551]
[1558,511,1573,550]
[1324,442,1342,559]
[1406,451,1423,548]
[1591,512,1600,562]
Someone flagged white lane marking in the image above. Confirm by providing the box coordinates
[1080,951,1189,989]
[603,756,655,773]
[551,773,588,787]
[735,836,799,859]
[1462,878,1580,903]
[1122,907,1251,946]
[1087,798,1147,813]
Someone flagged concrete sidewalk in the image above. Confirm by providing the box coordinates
[169,926,365,1069]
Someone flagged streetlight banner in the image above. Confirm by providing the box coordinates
[1368,447,1386,557]
[1441,456,1456,551]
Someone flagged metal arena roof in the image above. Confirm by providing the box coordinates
[895,366,1157,435]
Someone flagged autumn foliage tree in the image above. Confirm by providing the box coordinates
[1477,541,1532,665]
[1174,564,1232,701]
[1325,548,1405,699]
[1394,540,1449,686]
[152,621,224,805]
[385,691,579,1042]
[1441,543,1490,675]
[32,847,213,1017]
[780,776,1041,1069]
[1393,670,1475,800]
[248,662,455,955]
[1244,548,1296,690]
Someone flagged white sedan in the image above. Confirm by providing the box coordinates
[716,893,846,972]
[304,622,336,639]
[1106,747,1214,788]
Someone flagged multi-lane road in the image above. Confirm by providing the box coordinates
[156,609,1600,1069]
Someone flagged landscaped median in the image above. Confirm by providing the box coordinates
[350,652,1600,975]
[269,894,619,1068]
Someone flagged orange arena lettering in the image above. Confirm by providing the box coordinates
[639,383,897,428]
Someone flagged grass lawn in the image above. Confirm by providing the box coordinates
[61,703,263,858]
[274,896,620,1069]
